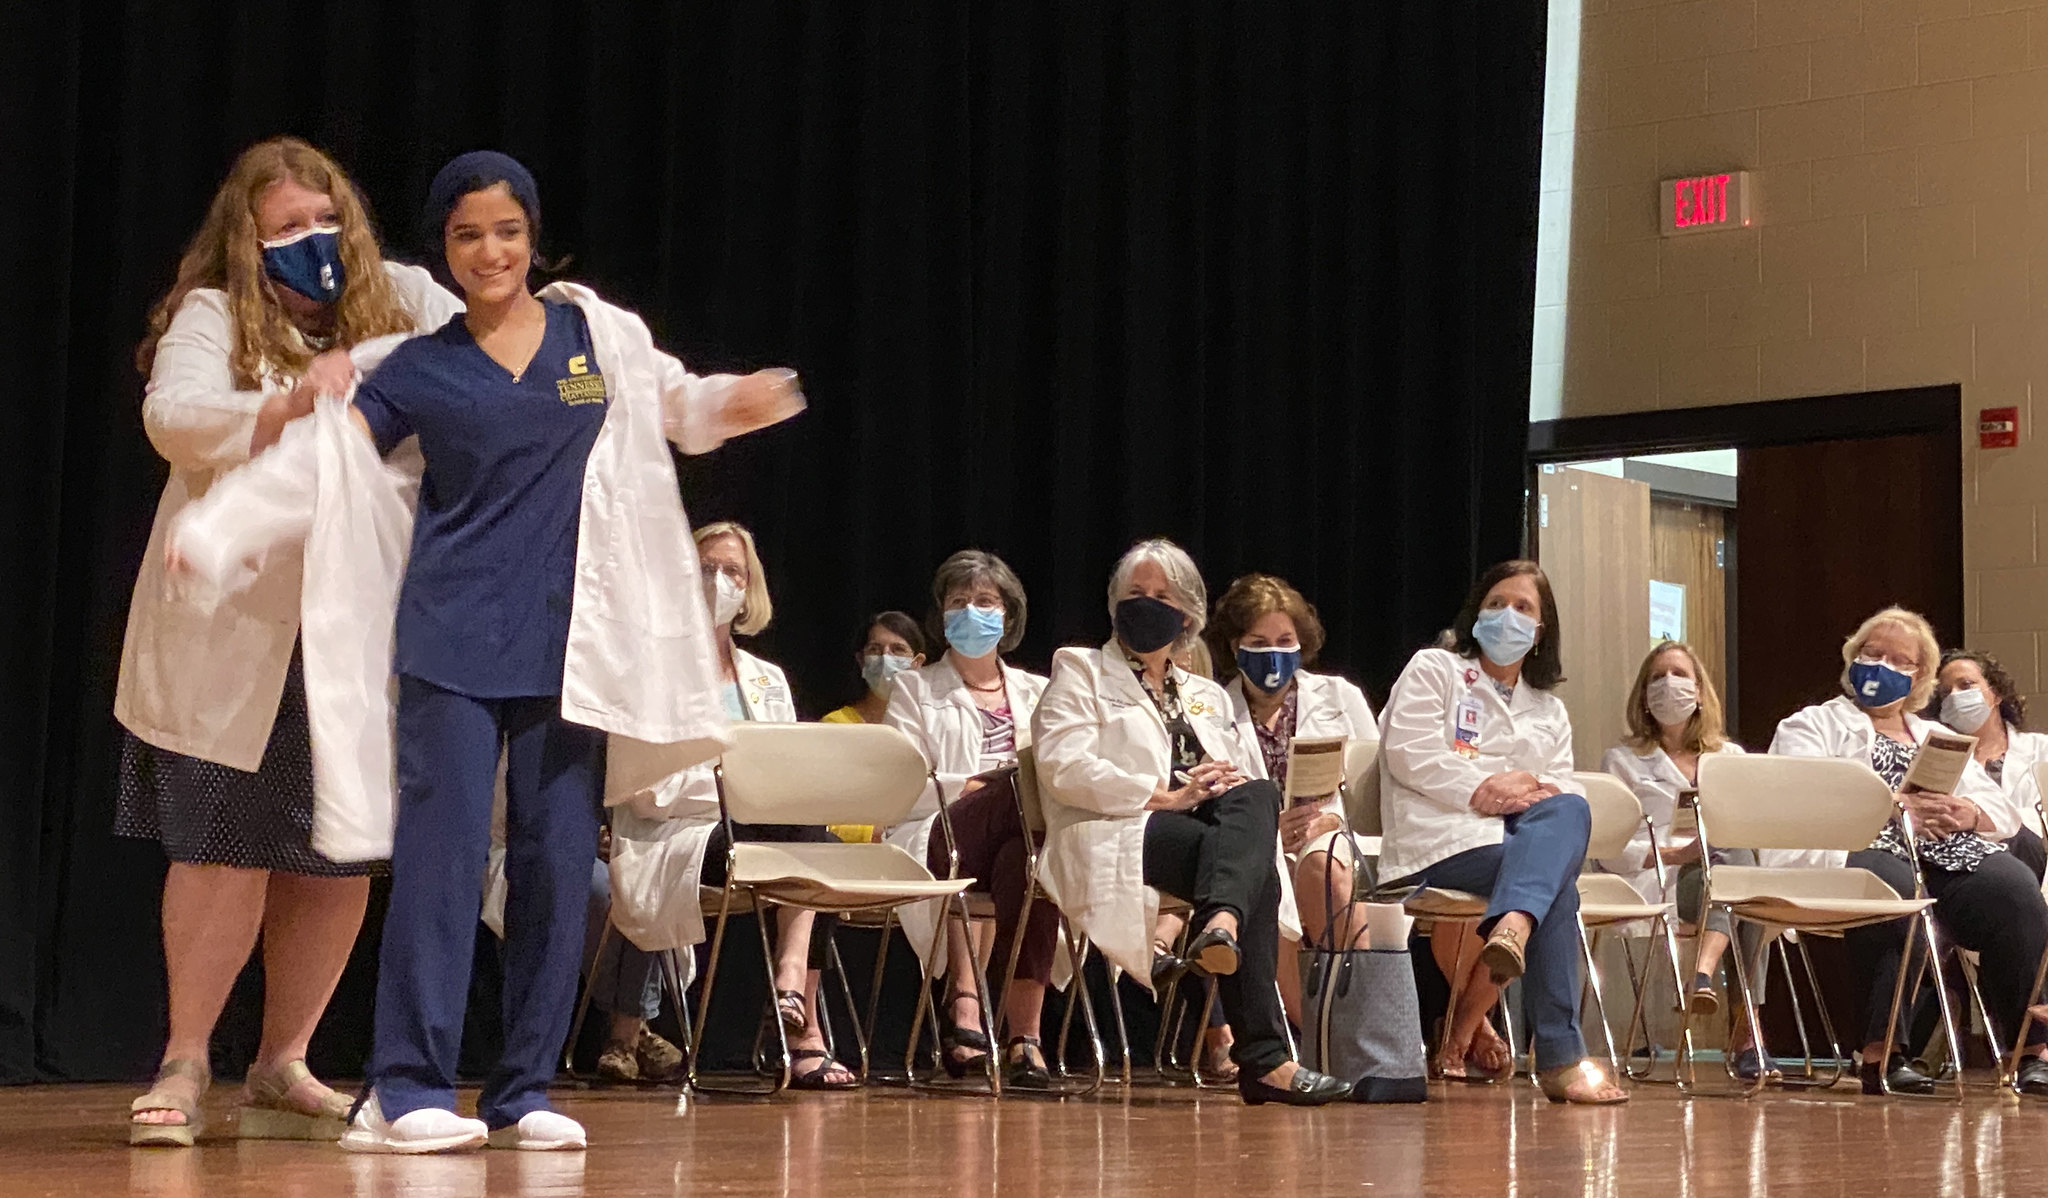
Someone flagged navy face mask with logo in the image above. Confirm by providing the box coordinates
[261,226,346,303]
[1237,646,1302,695]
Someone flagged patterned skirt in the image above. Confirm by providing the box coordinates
[113,650,376,877]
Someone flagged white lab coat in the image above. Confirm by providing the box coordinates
[171,282,749,861]
[483,649,795,954]
[1032,642,1265,988]
[1224,670,1380,812]
[114,262,461,770]
[1376,648,1576,883]
[879,656,1048,971]
[1765,695,2017,871]
[1988,725,2048,837]
[1596,741,1747,903]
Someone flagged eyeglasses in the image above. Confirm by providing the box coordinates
[1856,653,1919,675]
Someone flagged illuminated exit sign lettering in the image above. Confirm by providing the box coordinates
[1660,171,1752,236]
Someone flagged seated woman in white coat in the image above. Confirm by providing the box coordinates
[881,550,1056,1088]
[117,137,460,1148]
[1378,560,1625,1104]
[1597,641,1762,1076]
[1207,574,1377,1037]
[1770,608,2048,1096]
[594,522,853,1088]
[1931,650,2048,882]
[1033,539,1351,1106]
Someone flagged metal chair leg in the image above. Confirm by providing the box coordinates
[2005,942,2048,1096]
[690,885,793,1097]
[1577,918,1622,1075]
[564,918,614,1074]
[826,928,871,1082]
[1879,911,1967,1100]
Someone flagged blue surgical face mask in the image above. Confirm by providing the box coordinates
[1237,646,1301,695]
[1849,657,1914,709]
[260,226,346,304]
[861,652,915,696]
[944,605,1005,659]
[1471,606,1539,667]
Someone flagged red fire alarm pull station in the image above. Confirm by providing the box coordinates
[1981,407,2020,449]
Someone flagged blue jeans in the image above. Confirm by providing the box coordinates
[585,861,662,1022]
[1395,793,1591,1072]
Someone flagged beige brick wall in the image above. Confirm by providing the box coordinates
[1554,0,2048,718]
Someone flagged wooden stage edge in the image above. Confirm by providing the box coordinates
[4,1076,2048,1197]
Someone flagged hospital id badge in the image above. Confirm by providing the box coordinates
[1452,694,1483,759]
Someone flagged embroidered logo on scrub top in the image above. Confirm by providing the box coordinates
[555,354,609,406]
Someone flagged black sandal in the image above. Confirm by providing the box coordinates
[789,1049,859,1091]
[939,993,991,1079]
[1003,1036,1054,1092]
[775,990,808,1036]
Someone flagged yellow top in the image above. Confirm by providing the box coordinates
[821,705,874,840]
[820,706,867,724]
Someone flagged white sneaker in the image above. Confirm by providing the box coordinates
[486,1110,587,1151]
[340,1092,488,1155]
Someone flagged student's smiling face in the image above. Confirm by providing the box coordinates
[443,183,532,306]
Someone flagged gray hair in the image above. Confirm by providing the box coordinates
[1106,538,1208,652]
[929,549,1029,655]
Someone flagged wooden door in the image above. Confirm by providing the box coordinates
[1538,466,1653,771]
[1649,498,1731,724]
[1731,433,1963,750]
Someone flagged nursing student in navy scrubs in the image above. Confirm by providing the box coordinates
[337,152,798,1153]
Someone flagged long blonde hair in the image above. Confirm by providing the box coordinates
[137,137,414,387]
[1622,640,1729,754]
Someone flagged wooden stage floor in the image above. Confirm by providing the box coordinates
[5,1078,2047,1197]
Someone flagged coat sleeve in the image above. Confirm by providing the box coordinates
[1381,653,1508,814]
[1958,757,2023,839]
[1537,703,1577,793]
[141,291,272,473]
[169,408,322,594]
[654,352,745,456]
[1032,652,1157,817]
[1337,677,1379,742]
[1767,705,1835,759]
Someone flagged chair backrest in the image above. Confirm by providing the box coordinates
[716,723,932,827]
[1694,753,1896,852]
[1342,741,1384,836]
[1572,770,1646,861]
[1014,746,1047,835]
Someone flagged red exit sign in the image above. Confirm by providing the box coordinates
[1660,171,1752,236]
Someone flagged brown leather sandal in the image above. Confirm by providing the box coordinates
[1480,926,1527,985]
[130,1059,210,1147]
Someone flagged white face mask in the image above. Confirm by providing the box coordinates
[1941,686,1993,735]
[705,571,746,627]
[1645,674,1699,728]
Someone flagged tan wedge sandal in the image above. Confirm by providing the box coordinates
[236,1060,352,1141]
[1537,1059,1630,1105]
[130,1059,210,1147]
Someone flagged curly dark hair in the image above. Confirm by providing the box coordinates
[1927,649,2027,730]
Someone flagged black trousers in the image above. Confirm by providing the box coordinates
[703,822,839,970]
[1845,847,2048,1050]
[1142,779,1287,1075]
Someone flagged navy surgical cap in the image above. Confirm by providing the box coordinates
[424,150,541,243]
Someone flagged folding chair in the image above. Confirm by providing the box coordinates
[1687,754,1950,1099]
[689,723,979,1096]
[1572,771,1683,1081]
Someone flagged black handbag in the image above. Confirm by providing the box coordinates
[1297,825,1428,1103]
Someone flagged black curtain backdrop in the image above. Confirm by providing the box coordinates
[0,1,1542,1082]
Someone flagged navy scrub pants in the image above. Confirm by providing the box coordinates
[371,675,604,1127]
[1392,792,1592,1073]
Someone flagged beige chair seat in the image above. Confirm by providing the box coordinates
[1708,864,1932,931]
[1576,871,1674,925]
[730,841,973,914]
[1404,887,1489,920]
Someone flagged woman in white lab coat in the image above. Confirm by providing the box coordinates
[1931,650,2048,881]
[1378,560,1625,1104]
[1206,573,1378,1056]
[116,137,459,1148]
[1597,641,1761,1073]
[1033,539,1351,1106]
[881,550,1054,1088]
[1769,608,2048,1096]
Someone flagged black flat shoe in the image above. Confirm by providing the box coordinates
[1184,926,1241,977]
[1239,1065,1352,1106]
[1151,949,1189,991]
[2017,1055,2048,1096]
[1002,1036,1055,1092]
[1860,1052,1934,1096]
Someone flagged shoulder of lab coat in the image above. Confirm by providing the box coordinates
[1381,649,1509,812]
[733,647,798,721]
[1300,670,1379,743]
[539,280,746,458]
[886,657,1049,815]
[1031,645,1159,818]
[1767,696,1868,759]
[141,289,271,473]
[383,261,464,334]
[2005,728,2048,834]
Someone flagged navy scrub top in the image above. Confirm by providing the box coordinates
[353,300,610,698]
